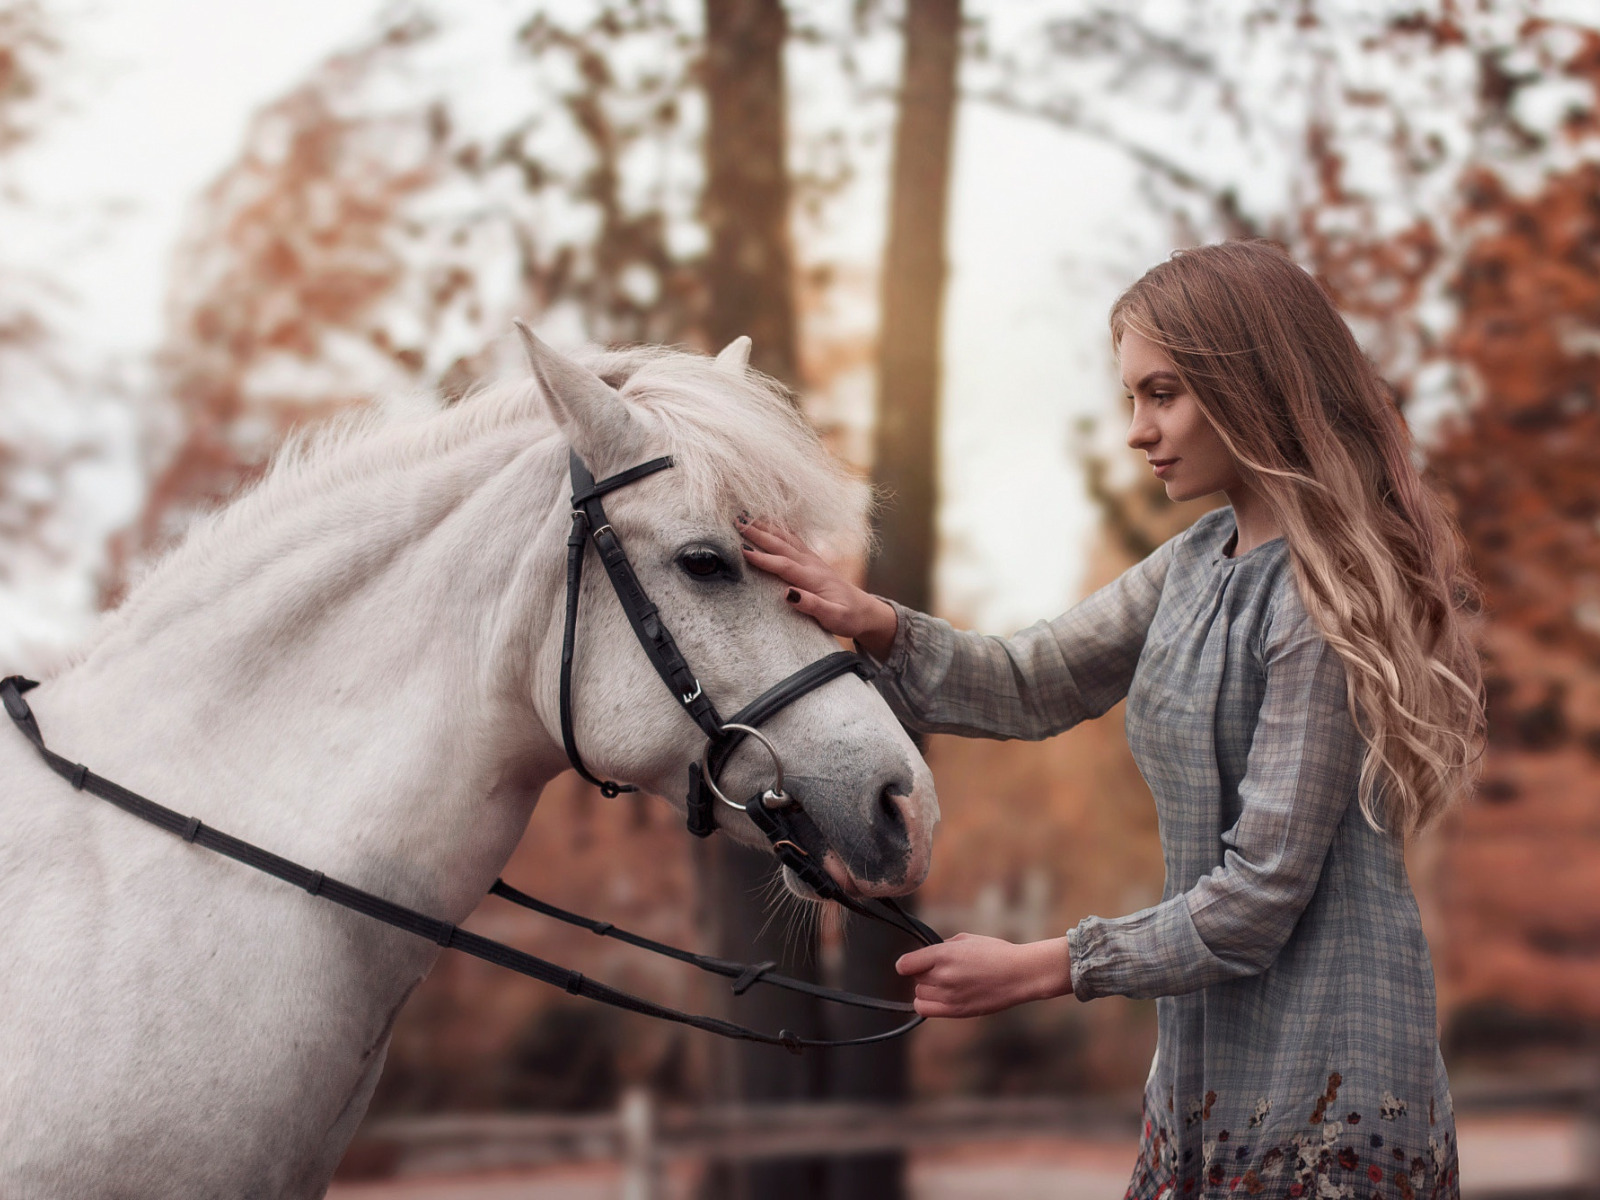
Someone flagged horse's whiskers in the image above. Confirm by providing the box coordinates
[753,867,828,964]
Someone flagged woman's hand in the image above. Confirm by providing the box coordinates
[738,519,898,660]
[894,933,1075,1019]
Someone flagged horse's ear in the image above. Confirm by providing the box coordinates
[714,336,751,375]
[515,321,646,465]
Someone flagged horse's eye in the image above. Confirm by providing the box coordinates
[678,548,727,579]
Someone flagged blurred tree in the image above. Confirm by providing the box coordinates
[0,0,59,541]
[694,4,831,1200]
[135,21,446,554]
[138,4,707,555]
[0,3,73,587]
[866,0,960,622]
[703,0,798,382]
[0,1,142,665]
[826,3,961,1199]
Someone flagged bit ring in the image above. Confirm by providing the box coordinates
[700,723,786,812]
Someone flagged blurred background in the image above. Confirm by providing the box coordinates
[2,0,1597,1196]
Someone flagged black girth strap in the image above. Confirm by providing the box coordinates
[1,676,921,1052]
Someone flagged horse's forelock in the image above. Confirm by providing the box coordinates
[577,346,871,558]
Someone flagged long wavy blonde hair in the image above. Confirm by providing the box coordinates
[1111,240,1485,837]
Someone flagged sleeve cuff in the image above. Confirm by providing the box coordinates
[1065,919,1106,1001]
[855,596,918,679]
[1065,895,1223,1001]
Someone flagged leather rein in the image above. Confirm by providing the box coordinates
[1,449,938,1053]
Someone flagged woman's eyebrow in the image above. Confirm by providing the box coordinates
[1133,370,1181,391]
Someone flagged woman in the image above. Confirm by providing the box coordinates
[740,240,1485,1200]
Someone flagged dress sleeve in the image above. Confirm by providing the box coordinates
[866,535,1177,741]
[1065,574,1365,1000]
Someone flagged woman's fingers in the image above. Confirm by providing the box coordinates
[895,945,940,977]
[910,979,1007,1020]
[735,517,894,648]
[742,523,849,589]
[896,932,972,979]
[739,518,817,563]
[784,589,854,632]
[894,932,1073,1021]
[740,543,810,587]
[909,980,983,1019]
[739,523,830,583]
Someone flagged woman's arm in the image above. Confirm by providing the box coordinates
[1065,578,1365,1001]
[741,520,1178,742]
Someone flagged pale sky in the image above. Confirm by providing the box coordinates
[4,0,1168,668]
[14,0,388,360]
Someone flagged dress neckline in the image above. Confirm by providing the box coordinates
[1217,520,1285,565]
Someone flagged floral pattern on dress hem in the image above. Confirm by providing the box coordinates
[1124,1079,1459,1200]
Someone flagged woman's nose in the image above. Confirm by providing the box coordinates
[1126,406,1155,450]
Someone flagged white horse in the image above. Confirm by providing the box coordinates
[0,331,938,1199]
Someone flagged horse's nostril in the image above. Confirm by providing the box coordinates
[878,783,908,831]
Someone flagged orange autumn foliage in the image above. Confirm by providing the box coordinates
[1418,158,1600,1026]
[135,31,446,563]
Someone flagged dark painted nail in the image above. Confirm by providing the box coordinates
[786,588,800,604]
[737,515,749,526]
[741,541,754,552]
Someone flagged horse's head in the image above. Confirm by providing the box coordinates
[520,328,938,899]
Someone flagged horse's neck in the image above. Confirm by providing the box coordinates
[34,425,573,920]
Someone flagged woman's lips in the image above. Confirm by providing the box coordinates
[1151,458,1177,478]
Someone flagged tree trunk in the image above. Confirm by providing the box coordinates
[703,0,799,385]
[829,5,961,1199]
[866,0,961,619]
[699,4,822,1199]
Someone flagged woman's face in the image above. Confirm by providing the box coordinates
[1121,329,1243,503]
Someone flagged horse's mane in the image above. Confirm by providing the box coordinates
[262,343,868,547]
[91,344,871,662]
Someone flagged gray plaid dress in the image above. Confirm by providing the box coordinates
[872,507,1459,1200]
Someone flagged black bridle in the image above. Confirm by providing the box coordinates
[0,448,938,1053]
[559,449,937,946]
